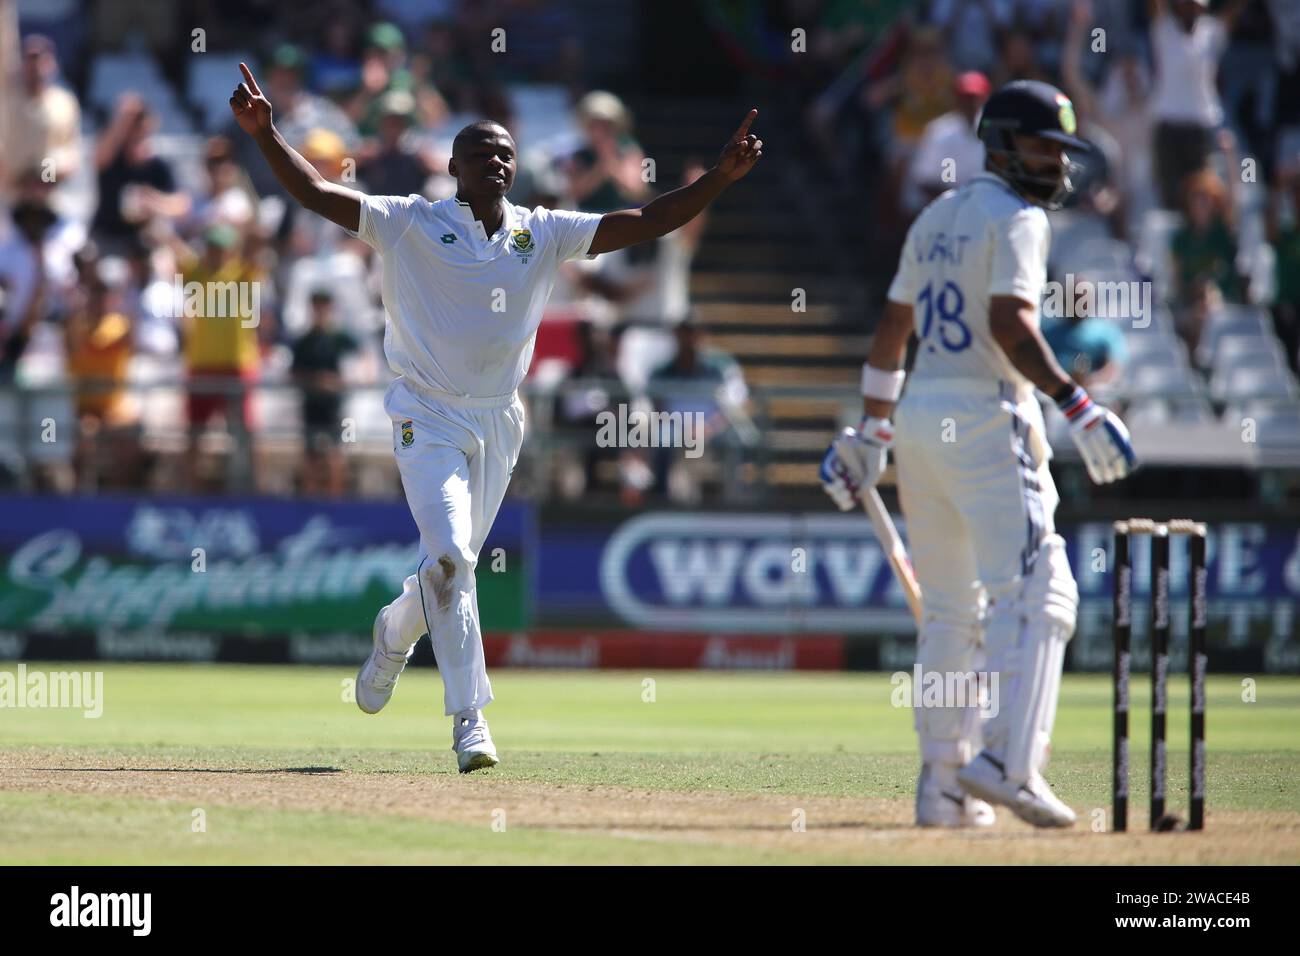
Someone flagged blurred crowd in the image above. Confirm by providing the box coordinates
[0,0,750,500]
[5,0,1299,504]
[713,0,1300,420]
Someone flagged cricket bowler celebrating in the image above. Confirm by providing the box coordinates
[230,64,762,772]
[820,81,1136,827]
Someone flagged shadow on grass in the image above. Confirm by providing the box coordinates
[536,820,912,832]
[33,766,344,775]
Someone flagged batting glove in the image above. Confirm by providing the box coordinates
[819,416,893,510]
[1058,386,1137,484]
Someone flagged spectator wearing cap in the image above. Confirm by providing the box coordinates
[291,288,359,497]
[351,22,448,135]
[367,21,408,74]
[2,35,82,197]
[357,90,437,198]
[904,71,990,213]
[91,94,189,255]
[1148,0,1249,209]
[352,23,409,132]
[564,91,652,214]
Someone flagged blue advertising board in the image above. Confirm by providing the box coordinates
[536,511,1300,672]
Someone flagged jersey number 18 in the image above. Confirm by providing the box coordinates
[917,280,972,352]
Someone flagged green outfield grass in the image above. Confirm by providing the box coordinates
[1,664,1297,864]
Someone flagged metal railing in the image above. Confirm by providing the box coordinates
[0,377,1296,500]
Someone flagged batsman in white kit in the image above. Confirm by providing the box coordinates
[821,81,1137,827]
[230,64,763,771]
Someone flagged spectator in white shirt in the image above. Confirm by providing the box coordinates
[2,35,82,199]
[905,71,991,213]
[1148,0,1249,208]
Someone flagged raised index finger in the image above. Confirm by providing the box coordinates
[239,62,261,95]
[730,109,757,143]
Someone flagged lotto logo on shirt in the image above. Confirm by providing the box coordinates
[400,420,414,447]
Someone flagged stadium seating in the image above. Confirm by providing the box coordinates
[88,51,194,133]
[1212,365,1299,403]
[187,54,258,133]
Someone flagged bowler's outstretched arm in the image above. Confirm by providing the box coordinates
[229,63,362,233]
[588,109,762,254]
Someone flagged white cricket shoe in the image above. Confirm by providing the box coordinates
[452,710,499,773]
[956,750,1076,828]
[915,764,997,828]
[355,608,412,715]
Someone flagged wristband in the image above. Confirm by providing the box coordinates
[861,364,906,401]
[858,415,895,444]
[1056,385,1093,422]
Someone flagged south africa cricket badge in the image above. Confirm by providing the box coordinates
[510,229,534,262]
[400,419,414,448]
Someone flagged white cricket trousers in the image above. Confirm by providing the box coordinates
[891,378,1065,769]
[380,377,526,716]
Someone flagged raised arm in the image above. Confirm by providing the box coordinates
[95,94,145,171]
[1061,0,1099,121]
[587,110,762,255]
[229,63,362,233]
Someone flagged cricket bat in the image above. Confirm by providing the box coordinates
[862,487,923,625]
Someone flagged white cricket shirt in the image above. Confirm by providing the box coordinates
[350,195,603,398]
[887,172,1050,395]
[1149,11,1226,126]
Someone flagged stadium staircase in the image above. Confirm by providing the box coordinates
[632,96,875,493]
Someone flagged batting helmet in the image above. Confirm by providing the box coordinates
[977,80,1090,210]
